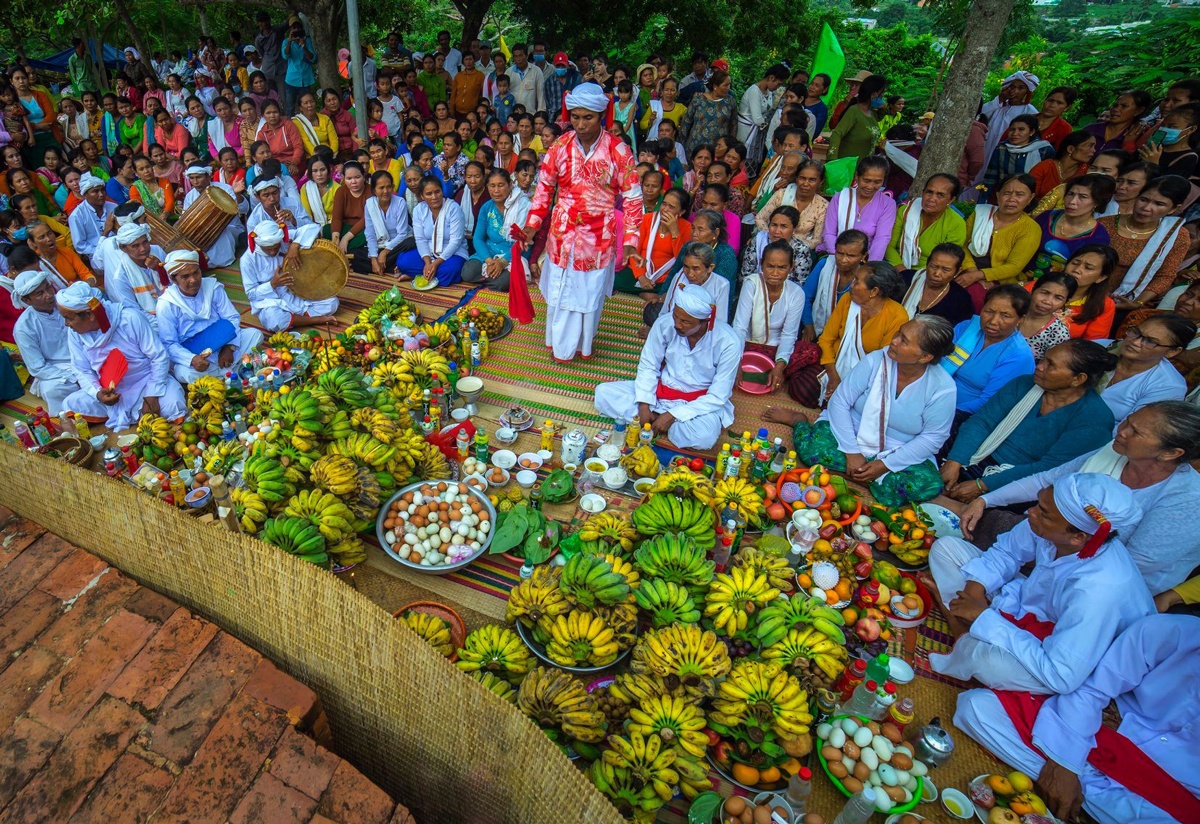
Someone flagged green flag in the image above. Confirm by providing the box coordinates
[810,23,845,107]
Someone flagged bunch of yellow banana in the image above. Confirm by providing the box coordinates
[630,623,731,697]
[309,454,360,497]
[649,468,714,505]
[401,611,454,657]
[348,407,400,445]
[703,565,781,637]
[709,659,812,739]
[560,552,632,610]
[328,535,368,567]
[230,487,268,534]
[602,729,679,803]
[386,430,427,473]
[712,477,765,522]
[399,348,450,386]
[619,444,660,479]
[588,758,665,824]
[201,439,244,475]
[326,433,397,471]
[674,752,713,799]
[343,322,383,343]
[241,454,294,503]
[470,671,517,704]
[455,624,534,684]
[608,672,669,706]
[260,516,328,566]
[633,533,715,598]
[577,512,640,556]
[515,666,607,742]
[631,495,716,549]
[755,593,847,648]
[592,601,638,650]
[294,330,326,353]
[601,553,640,594]
[253,386,279,414]
[418,321,454,347]
[414,440,450,480]
[627,694,708,758]
[282,489,362,544]
[309,344,344,377]
[186,375,226,414]
[370,360,416,398]
[136,413,173,451]
[267,330,300,349]
[732,546,796,594]
[505,565,569,628]
[543,608,620,668]
[634,579,701,627]
[761,626,850,681]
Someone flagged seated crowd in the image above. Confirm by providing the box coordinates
[1,25,1200,824]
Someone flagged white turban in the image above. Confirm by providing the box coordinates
[9,270,48,310]
[675,284,716,320]
[185,165,212,177]
[564,82,609,113]
[79,173,106,194]
[115,205,145,226]
[164,249,200,273]
[1053,473,1143,558]
[251,220,285,247]
[116,223,151,246]
[124,47,140,59]
[56,281,105,312]
[194,67,214,78]
[1003,70,1039,91]
[253,177,282,194]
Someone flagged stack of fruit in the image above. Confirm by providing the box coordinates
[970,771,1053,822]
[456,304,506,338]
[868,503,936,567]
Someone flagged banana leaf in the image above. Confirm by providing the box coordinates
[541,468,575,503]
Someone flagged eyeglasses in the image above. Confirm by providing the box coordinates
[1125,326,1169,348]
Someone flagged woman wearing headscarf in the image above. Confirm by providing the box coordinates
[820,156,896,259]
[237,219,339,331]
[884,173,967,273]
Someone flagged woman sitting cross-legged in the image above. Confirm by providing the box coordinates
[937,339,1117,505]
[460,168,531,293]
[732,240,806,392]
[764,315,957,506]
[356,170,412,276]
[395,174,467,287]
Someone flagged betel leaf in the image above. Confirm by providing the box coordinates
[542,469,575,503]
[489,506,530,554]
[686,792,723,824]
[523,531,552,565]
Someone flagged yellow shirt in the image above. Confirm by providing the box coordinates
[639,100,686,133]
[818,295,908,366]
[370,158,405,188]
[962,212,1042,284]
[1174,575,1200,605]
[292,113,336,157]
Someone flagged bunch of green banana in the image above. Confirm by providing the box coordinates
[260,516,328,565]
[282,489,363,544]
[470,671,517,704]
[327,536,368,567]
[559,553,631,610]
[241,454,294,503]
[626,694,708,758]
[703,565,781,637]
[309,454,361,497]
[321,408,353,442]
[230,487,268,534]
[755,593,847,647]
[358,288,413,326]
[455,624,534,684]
[602,729,679,803]
[515,666,607,742]
[630,623,730,697]
[543,609,620,668]
[634,579,702,627]
[268,443,319,485]
[505,566,569,628]
[619,444,660,478]
[649,467,715,505]
[631,495,716,549]
[401,611,454,657]
[708,659,812,739]
[576,512,640,556]
[633,533,715,597]
[269,389,324,447]
[136,413,173,451]
[201,439,244,475]
[732,546,796,594]
[588,758,664,823]
[761,625,850,681]
[316,366,372,410]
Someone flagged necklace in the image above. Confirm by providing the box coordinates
[1120,218,1158,238]
[918,284,950,312]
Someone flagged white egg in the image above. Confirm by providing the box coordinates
[902,788,913,804]
[403,533,418,546]
[840,717,860,736]
[828,728,846,748]
[456,523,470,536]
[894,769,910,786]
[428,511,440,524]
[902,775,918,793]
[910,760,928,777]
[871,736,893,761]
[860,747,879,771]
[816,723,833,740]
[412,492,423,505]
[874,792,892,813]
[853,726,873,748]
[419,557,431,565]
[439,526,452,543]
[384,530,395,544]
[878,764,897,786]
[479,520,491,534]
[842,758,856,774]
[868,771,882,787]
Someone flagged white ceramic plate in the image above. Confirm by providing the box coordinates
[580,493,607,513]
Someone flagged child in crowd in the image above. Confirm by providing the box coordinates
[493,74,515,126]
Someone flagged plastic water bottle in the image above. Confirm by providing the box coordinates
[786,766,812,815]
[724,448,742,480]
[868,681,898,721]
[639,422,653,447]
[613,418,626,448]
[221,421,236,442]
[769,438,785,477]
[833,787,878,824]
[841,679,878,717]
[233,414,247,435]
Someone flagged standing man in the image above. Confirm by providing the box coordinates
[677,52,710,105]
[523,83,643,363]
[506,44,545,115]
[68,39,99,95]
[378,31,412,75]
[803,73,832,136]
[255,11,288,93]
[450,52,485,117]
[436,30,463,78]
[281,19,317,115]
[737,64,788,169]
[544,52,582,118]
[975,71,1040,186]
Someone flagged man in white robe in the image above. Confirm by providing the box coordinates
[182,166,247,269]
[522,83,643,363]
[239,220,338,332]
[594,284,742,450]
[928,473,1154,694]
[156,250,262,383]
[66,173,117,261]
[956,613,1200,824]
[105,223,167,323]
[10,269,79,415]
[57,282,187,430]
[246,178,321,249]
[974,71,1040,187]
[91,203,165,278]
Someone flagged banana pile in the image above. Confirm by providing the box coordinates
[649,468,714,505]
[282,489,365,544]
[559,552,637,611]
[260,516,329,565]
[505,566,569,629]
[455,624,535,684]
[577,512,640,557]
[630,623,731,698]
[545,609,621,667]
[241,454,295,506]
[399,348,450,388]
[703,566,781,638]
[708,659,813,740]
[713,477,766,527]
[516,666,607,744]
[136,413,173,451]
[632,495,716,549]
[626,694,708,759]
[760,625,850,682]
[185,375,226,435]
[418,321,455,347]
[755,593,848,647]
[230,487,268,534]
[731,546,795,594]
[619,445,660,479]
[632,533,715,598]
[357,287,415,326]
[269,389,324,450]
[633,579,701,628]
[400,611,455,658]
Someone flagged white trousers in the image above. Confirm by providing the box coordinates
[171,328,263,384]
[31,376,80,417]
[544,302,603,361]
[256,297,339,332]
[929,537,1049,692]
[955,690,1179,824]
[593,381,725,450]
[63,378,188,429]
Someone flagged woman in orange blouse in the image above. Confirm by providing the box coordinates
[613,187,693,299]
[256,101,305,177]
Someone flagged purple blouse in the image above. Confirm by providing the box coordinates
[820,187,898,259]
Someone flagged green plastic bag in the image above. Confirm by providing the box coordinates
[869,459,943,507]
[823,156,858,196]
[792,420,847,471]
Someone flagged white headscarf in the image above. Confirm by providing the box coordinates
[1003,71,1040,92]
[676,284,716,320]
[115,205,145,225]
[56,281,105,311]
[251,219,284,250]
[124,47,141,60]
[116,223,150,246]
[164,249,200,273]
[253,177,282,194]
[185,165,212,178]
[564,83,609,113]
[1053,472,1142,558]
[8,269,48,310]
[79,173,106,194]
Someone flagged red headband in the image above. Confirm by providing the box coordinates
[1078,504,1111,559]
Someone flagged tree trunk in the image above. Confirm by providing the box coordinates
[453,0,494,48]
[113,0,158,79]
[912,0,1016,195]
[88,20,109,89]
[308,8,342,91]
[199,8,210,36]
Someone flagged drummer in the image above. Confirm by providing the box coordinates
[182,165,247,268]
[247,177,321,248]
[91,202,166,279]
[239,219,339,331]
[157,250,262,383]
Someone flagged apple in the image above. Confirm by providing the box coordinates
[854,617,881,642]
[469,307,481,318]
[690,458,705,472]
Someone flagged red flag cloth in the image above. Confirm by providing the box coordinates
[507,224,535,325]
[98,349,128,390]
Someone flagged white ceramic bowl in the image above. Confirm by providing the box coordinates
[919,777,938,803]
[940,788,972,820]
[583,457,609,475]
[492,449,517,470]
[595,443,622,463]
[483,467,510,488]
[495,426,518,445]
[450,408,470,422]
[515,469,538,489]
[536,449,553,463]
[517,452,544,471]
[463,474,489,493]
[633,478,655,496]
[580,493,607,513]
[602,467,628,490]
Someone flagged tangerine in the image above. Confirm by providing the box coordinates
[834,579,853,601]
[758,766,782,784]
[731,763,760,786]
[798,573,813,589]
[901,509,918,522]
[780,758,802,776]
[825,590,840,605]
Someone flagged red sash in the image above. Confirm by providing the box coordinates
[656,382,705,402]
[991,608,1200,823]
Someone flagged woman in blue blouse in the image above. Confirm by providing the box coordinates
[460,169,531,292]
[943,283,1035,416]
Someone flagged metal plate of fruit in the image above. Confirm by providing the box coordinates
[513,619,632,674]
[704,749,789,794]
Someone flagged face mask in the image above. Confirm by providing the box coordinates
[13,227,27,240]
[554,67,567,77]
[533,54,545,63]
[870,97,886,110]
[1158,126,1186,145]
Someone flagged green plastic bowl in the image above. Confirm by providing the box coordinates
[816,714,923,815]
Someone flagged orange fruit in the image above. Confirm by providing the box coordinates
[826,591,840,606]
[841,607,859,624]
[834,579,853,601]
[819,472,830,485]
[731,763,760,786]
[901,509,918,522]
[798,573,813,589]
[780,758,802,777]
[910,528,925,540]
[1009,798,1034,816]
[758,766,782,784]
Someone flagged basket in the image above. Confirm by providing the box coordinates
[39,436,93,467]
[394,600,467,662]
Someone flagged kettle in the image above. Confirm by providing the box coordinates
[909,716,955,768]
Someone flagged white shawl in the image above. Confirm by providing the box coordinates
[898,198,924,270]
[968,204,995,258]
[208,117,231,153]
[834,300,867,378]
[1114,217,1184,298]
[302,180,329,226]
[428,202,453,258]
[364,195,391,247]
[159,278,219,319]
[969,384,1044,467]
[811,255,840,335]
[883,141,919,179]
[900,269,926,318]
[835,187,860,235]
[640,212,679,284]
[1080,440,1127,478]
[743,274,772,344]
[857,350,894,457]
[292,114,320,149]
